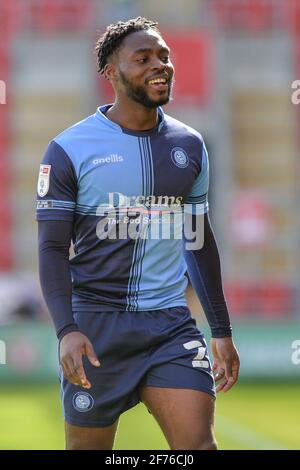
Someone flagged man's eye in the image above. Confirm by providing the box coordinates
[137,58,147,63]
[162,57,169,63]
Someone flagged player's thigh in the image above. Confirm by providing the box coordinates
[65,420,119,450]
[139,386,217,450]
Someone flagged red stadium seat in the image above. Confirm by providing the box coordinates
[225,282,294,317]
[28,0,92,32]
[261,283,294,316]
[211,0,274,32]
[0,0,22,37]
[0,27,12,270]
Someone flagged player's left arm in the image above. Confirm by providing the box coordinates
[184,138,240,393]
[184,213,240,392]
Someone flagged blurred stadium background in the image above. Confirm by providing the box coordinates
[0,0,300,449]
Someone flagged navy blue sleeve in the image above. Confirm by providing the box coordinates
[38,220,79,340]
[186,138,209,213]
[36,140,77,222]
[184,213,232,338]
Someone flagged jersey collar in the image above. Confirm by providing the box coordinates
[95,104,165,136]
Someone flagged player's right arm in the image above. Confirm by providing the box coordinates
[36,141,100,388]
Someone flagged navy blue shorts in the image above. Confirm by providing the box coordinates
[59,306,216,427]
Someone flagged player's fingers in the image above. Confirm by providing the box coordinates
[232,359,240,382]
[216,378,227,393]
[63,353,85,386]
[214,367,225,382]
[60,359,71,377]
[222,376,236,393]
[61,358,77,383]
[68,373,82,386]
[224,359,233,382]
[222,359,239,392]
[61,360,81,386]
[73,361,91,389]
[85,342,100,367]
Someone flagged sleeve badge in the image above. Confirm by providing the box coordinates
[37,164,51,197]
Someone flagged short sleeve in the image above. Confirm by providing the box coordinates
[185,139,209,215]
[36,140,77,222]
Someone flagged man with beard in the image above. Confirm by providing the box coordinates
[37,17,239,450]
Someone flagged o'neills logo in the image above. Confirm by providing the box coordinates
[93,154,124,165]
[107,192,183,209]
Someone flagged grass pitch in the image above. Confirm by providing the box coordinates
[0,382,299,450]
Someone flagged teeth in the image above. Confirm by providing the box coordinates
[149,78,167,85]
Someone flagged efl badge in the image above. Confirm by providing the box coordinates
[37,164,51,197]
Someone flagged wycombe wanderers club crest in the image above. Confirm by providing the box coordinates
[37,164,51,197]
[171,147,189,168]
[73,392,94,412]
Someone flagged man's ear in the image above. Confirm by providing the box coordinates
[104,62,118,82]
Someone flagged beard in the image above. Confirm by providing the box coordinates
[119,69,173,109]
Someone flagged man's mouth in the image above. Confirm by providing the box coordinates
[147,77,169,91]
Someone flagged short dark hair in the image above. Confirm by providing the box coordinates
[95,17,159,74]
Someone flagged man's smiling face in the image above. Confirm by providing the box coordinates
[111,29,174,108]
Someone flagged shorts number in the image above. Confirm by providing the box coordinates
[183,340,209,368]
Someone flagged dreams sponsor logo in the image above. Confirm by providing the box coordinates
[106,192,183,209]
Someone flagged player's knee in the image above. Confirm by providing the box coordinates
[66,440,82,450]
[66,439,112,450]
[66,433,114,450]
[66,437,88,450]
[172,434,218,450]
[196,437,218,450]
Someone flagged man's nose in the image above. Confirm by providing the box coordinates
[150,57,167,70]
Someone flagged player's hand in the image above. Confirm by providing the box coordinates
[211,337,240,393]
[59,331,100,389]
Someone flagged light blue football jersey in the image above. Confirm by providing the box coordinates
[36,104,209,312]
